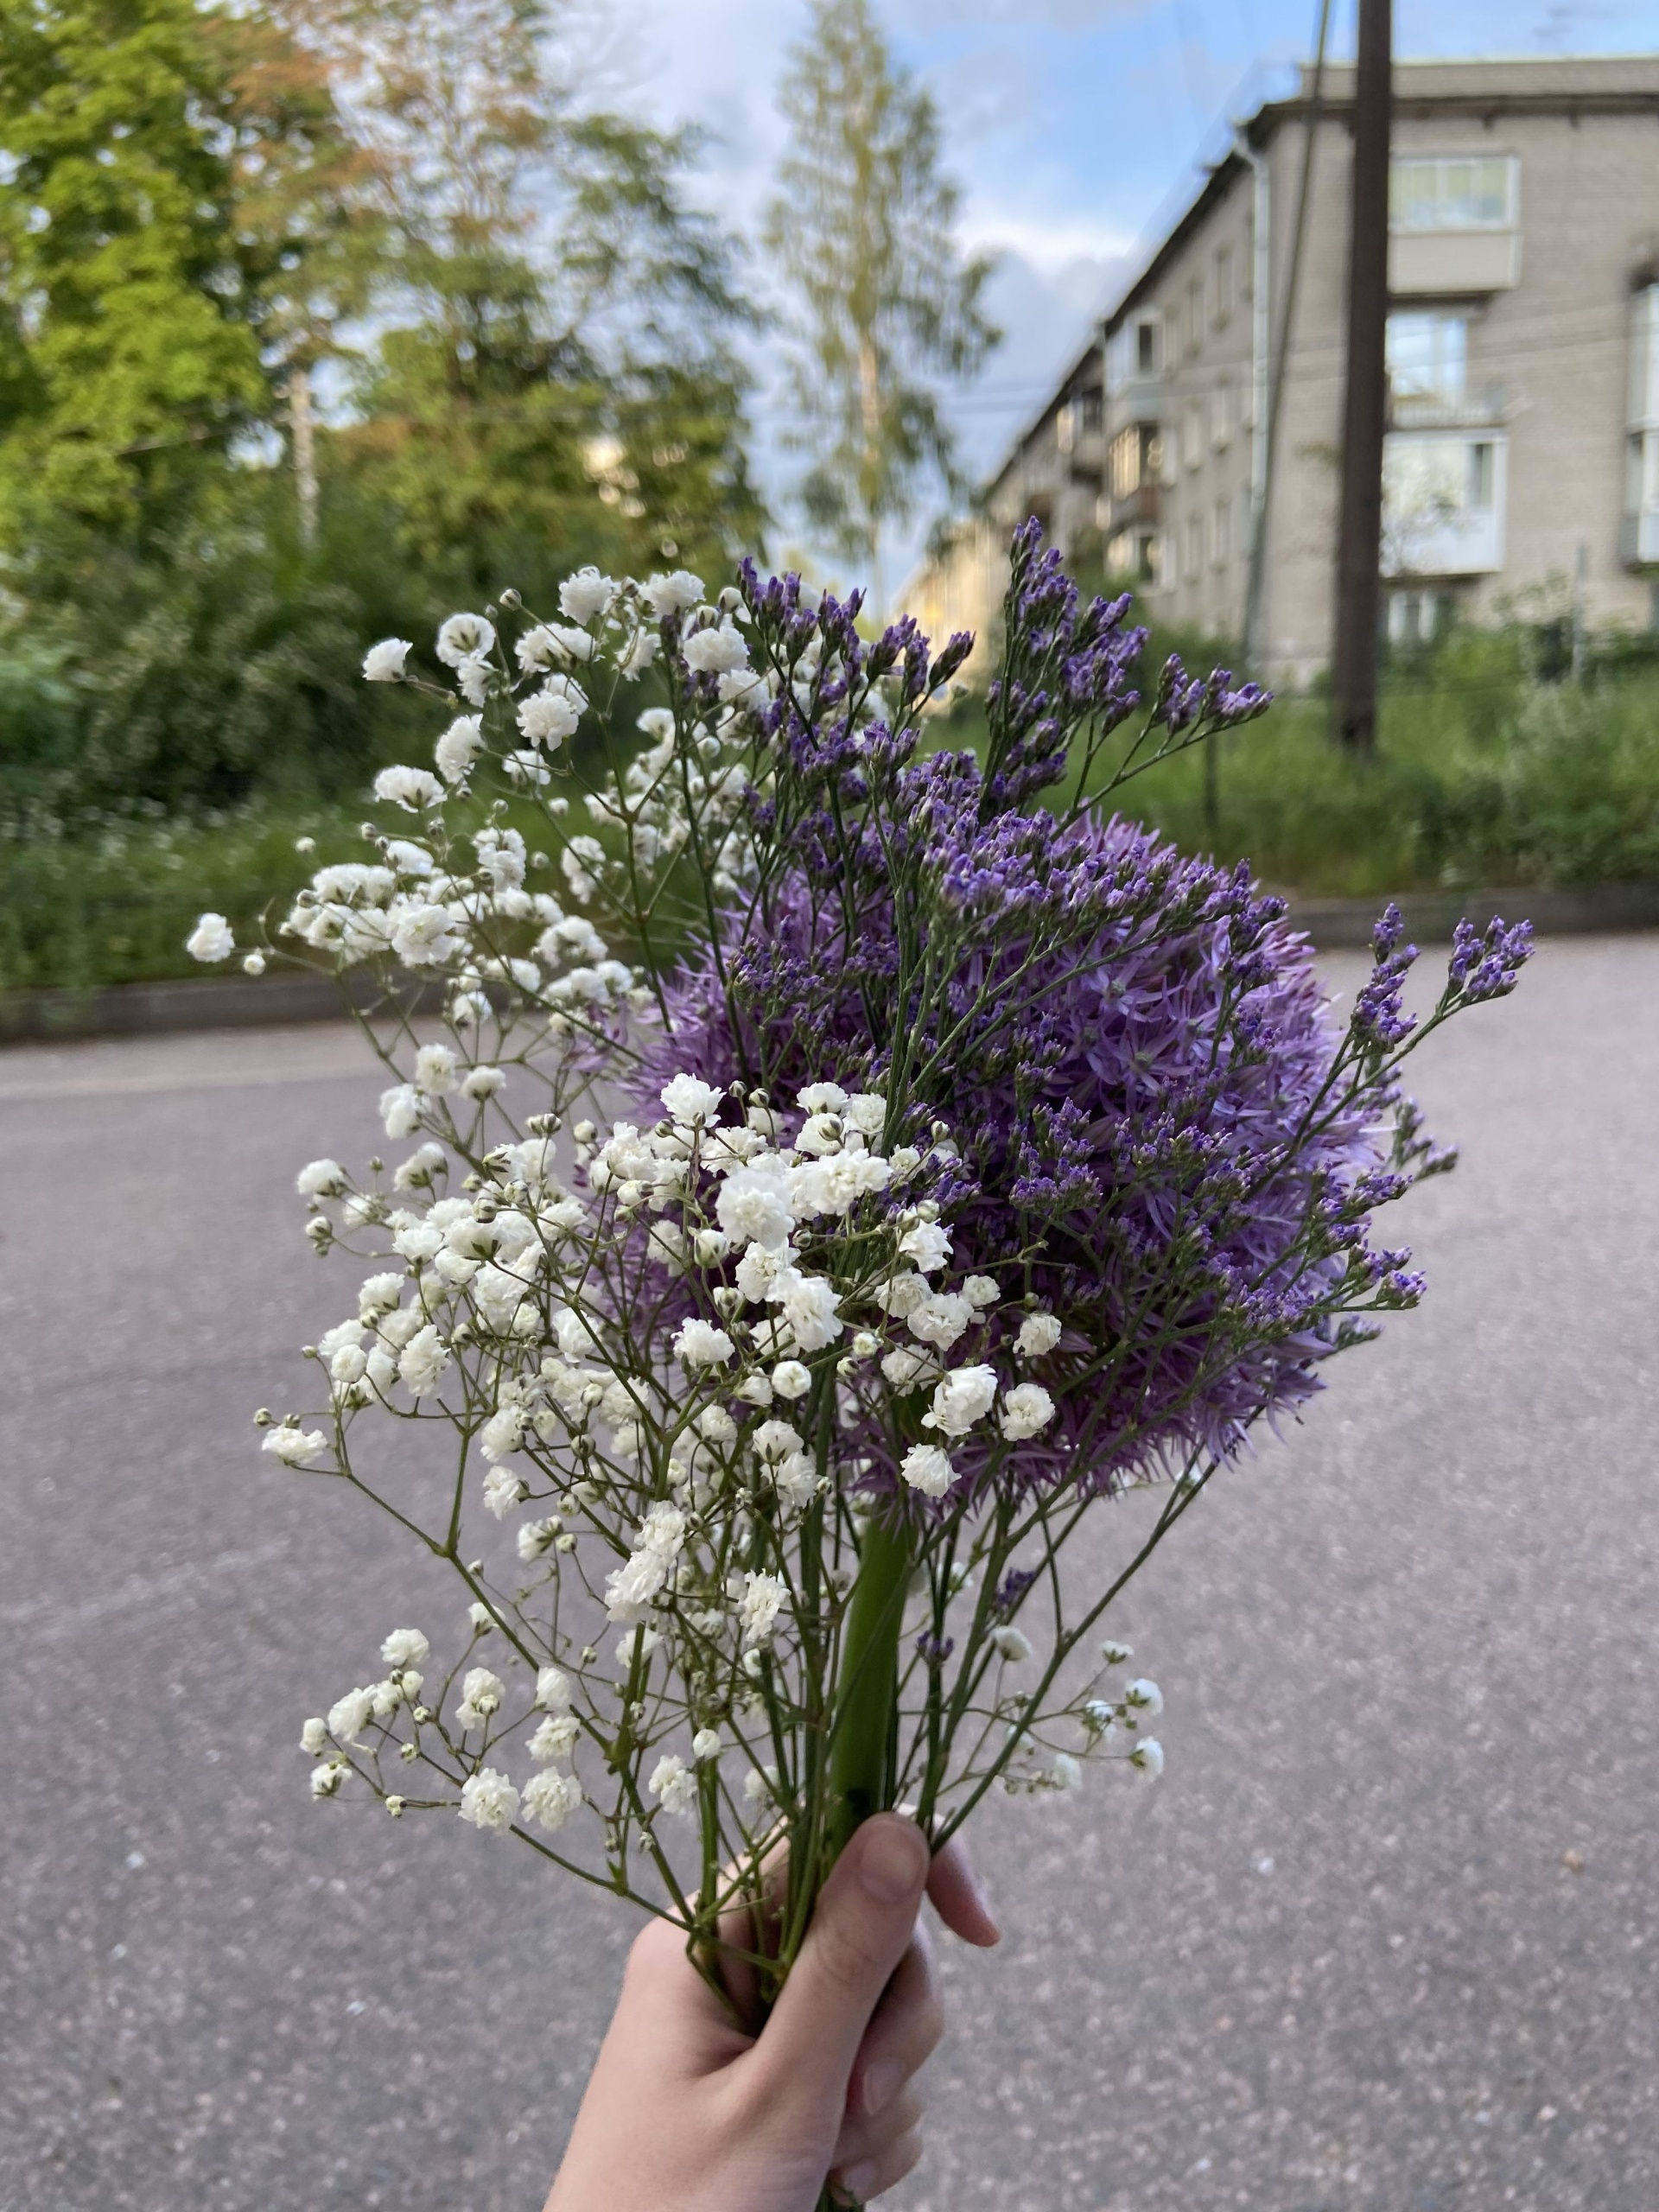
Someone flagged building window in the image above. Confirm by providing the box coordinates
[1107,526,1161,582]
[1624,287,1659,566]
[1390,156,1516,232]
[1387,312,1469,404]
[1212,245,1235,329]
[1212,496,1231,567]
[1467,441,1495,509]
[1107,315,1162,391]
[1185,279,1203,356]
[1109,423,1160,500]
[1185,512,1203,579]
[1181,405,1203,471]
[1388,589,1447,645]
[1080,385,1103,435]
[1382,430,1506,575]
[1211,380,1235,450]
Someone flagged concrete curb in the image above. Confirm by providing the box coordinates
[1283,880,1659,950]
[3,881,1656,1044]
[0,969,439,1046]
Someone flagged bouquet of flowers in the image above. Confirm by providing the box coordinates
[195,522,1529,2167]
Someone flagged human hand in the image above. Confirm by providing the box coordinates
[544,1815,1001,2212]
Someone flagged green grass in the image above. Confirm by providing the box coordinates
[0,799,367,995]
[940,645,1659,899]
[5,645,1659,995]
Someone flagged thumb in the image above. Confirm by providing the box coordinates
[749,1815,930,2122]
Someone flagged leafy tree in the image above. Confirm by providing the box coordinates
[0,0,267,540]
[320,0,764,594]
[765,0,998,605]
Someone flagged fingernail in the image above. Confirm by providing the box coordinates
[858,1820,927,1904]
[837,2161,879,2203]
[863,2058,904,2117]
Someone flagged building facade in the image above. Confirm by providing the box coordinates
[920,58,1659,684]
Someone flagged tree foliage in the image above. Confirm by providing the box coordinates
[0,0,764,813]
[765,0,998,592]
[0,0,266,535]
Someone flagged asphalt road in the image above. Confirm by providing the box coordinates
[3,935,1657,2212]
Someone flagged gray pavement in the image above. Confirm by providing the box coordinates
[3,937,1657,2212]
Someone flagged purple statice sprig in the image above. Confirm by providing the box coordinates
[974,524,1271,825]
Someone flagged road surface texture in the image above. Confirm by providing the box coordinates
[3,935,1656,2212]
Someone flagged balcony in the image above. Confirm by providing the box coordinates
[1382,429,1507,578]
[1389,229,1520,296]
[1107,482,1161,530]
[1389,381,1510,433]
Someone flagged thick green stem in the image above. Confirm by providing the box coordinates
[823,1511,916,1874]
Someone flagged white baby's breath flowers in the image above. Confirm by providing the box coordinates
[642,569,704,616]
[455,1668,505,1730]
[1000,1382,1056,1441]
[458,1768,519,1834]
[275,563,1214,1932]
[435,713,484,785]
[1125,1679,1163,1716]
[362,637,411,682]
[263,1423,327,1465]
[436,613,495,667]
[1129,1738,1165,1777]
[649,1754,698,1817]
[925,1364,997,1437]
[296,1159,347,1198]
[523,1769,582,1833]
[1016,1312,1062,1357]
[186,912,234,963]
[327,1687,377,1742]
[373,765,443,812]
[673,1318,734,1366]
[900,1443,955,1498]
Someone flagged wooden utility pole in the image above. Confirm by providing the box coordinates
[1330,0,1392,753]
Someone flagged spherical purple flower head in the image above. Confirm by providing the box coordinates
[645,797,1383,1503]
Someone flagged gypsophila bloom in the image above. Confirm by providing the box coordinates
[1000,1383,1056,1441]
[296,1159,347,1198]
[990,1628,1033,1663]
[1016,1313,1062,1358]
[458,1768,519,1834]
[649,1755,698,1817]
[673,1318,735,1367]
[455,1668,505,1729]
[1130,1738,1165,1777]
[186,912,234,963]
[1125,1679,1163,1715]
[263,1423,327,1465]
[362,638,411,682]
[925,1366,998,1438]
[380,1629,429,1669]
[300,1717,327,1756]
[900,1444,956,1499]
[373,765,443,812]
[523,1769,582,1833]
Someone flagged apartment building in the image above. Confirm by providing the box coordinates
[919,57,1659,683]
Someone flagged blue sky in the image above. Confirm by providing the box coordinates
[617,0,1659,588]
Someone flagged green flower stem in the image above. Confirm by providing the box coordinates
[823,1510,917,1874]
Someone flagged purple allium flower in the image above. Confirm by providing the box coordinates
[631,536,1526,1512]
[645,800,1385,1501]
